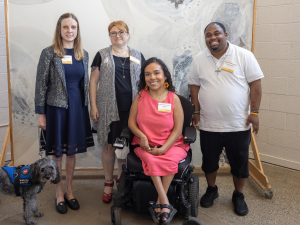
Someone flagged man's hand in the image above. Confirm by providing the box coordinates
[192,114,200,131]
[246,114,259,134]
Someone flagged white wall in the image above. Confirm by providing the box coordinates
[251,0,300,170]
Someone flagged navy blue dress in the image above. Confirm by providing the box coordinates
[41,48,94,157]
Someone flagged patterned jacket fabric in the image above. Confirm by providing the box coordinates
[35,46,89,114]
[93,46,142,148]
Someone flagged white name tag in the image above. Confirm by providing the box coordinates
[158,103,171,113]
[221,61,236,73]
[62,55,72,64]
[130,56,140,65]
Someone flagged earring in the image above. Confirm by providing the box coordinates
[164,81,169,89]
[145,85,148,90]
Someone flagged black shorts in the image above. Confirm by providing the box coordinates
[200,129,251,178]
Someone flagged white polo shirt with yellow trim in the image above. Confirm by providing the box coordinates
[188,42,264,132]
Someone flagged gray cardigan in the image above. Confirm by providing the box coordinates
[35,46,89,114]
[93,46,142,148]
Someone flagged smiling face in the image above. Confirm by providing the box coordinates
[144,62,167,91]
[205,24,228,53]
[60,18,78,45]
[109,26,130,47]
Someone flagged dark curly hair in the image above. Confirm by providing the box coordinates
[137,57,175,93]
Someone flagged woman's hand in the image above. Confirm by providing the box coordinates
[140,135,150,150]
[147,146,164,156]
[90,105,99,123]
[39,114,46,130]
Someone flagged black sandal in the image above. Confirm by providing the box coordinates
[160,204,177,225]
[149,203,162,225]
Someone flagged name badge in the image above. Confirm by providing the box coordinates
[62,55,72,64]
[221,61,236,73]
[158,103,171,113]
[130,56,140,65]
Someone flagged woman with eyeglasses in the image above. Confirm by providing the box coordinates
[89,20,145,203]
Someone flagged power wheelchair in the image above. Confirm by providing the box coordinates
[111,95,202,225]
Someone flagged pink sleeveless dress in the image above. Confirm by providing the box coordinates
[132,90,189,176]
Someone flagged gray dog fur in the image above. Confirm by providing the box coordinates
[0,157,60,225]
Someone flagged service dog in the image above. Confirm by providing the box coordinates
[0,157,60,225]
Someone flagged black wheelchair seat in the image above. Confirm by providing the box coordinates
[126,149,191,180]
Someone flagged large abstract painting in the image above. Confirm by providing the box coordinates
[8,0,255,168]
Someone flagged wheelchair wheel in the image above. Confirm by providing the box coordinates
[182,217,202,225]
[188,174,199,217]
[111,206,121,225]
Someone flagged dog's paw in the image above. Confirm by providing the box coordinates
[26,220,37,225]
[34,212,44,217]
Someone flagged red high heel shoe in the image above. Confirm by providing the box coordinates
[102,181,114,203]
[115,177,120,186]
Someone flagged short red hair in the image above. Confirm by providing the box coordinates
[108,20,129,34]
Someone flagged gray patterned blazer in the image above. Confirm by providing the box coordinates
[35,46,89,114]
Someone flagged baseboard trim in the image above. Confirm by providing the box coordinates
[249,152,300,171]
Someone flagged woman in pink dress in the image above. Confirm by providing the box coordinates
[128,57,189,225]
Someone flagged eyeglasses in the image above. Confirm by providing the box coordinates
[109,31,127,37]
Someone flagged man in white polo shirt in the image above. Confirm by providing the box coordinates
[188,22,263,216]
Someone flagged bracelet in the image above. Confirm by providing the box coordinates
[250,112,259,115]
[193,111,200,114]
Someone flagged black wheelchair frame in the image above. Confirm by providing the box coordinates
[110,95,202,225]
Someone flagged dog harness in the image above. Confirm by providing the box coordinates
[2,165,32,196]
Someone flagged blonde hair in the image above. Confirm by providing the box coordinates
[108,20,130,34]
[52,13,84,61]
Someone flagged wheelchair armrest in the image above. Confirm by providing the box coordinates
[120,127,132,139]
[183,126,196,144]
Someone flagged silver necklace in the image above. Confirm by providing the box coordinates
[118,57,127,78]
[211,45,230,75]
[113,47,128,78]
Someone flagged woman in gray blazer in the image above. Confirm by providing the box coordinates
[35,13,94,214]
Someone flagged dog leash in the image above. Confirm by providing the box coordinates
[39,128,46,159]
